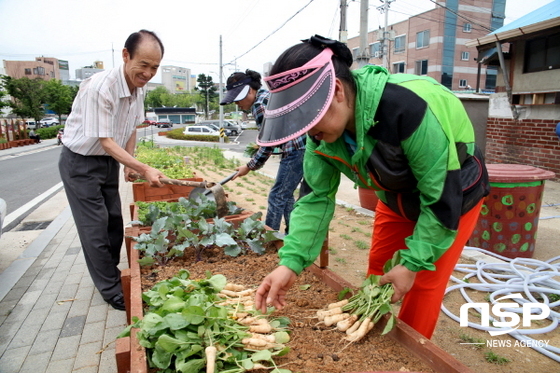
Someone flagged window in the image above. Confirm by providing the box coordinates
[370,42,381,58]
[352,48,359,60]
[24,68,32,75]
[524,32,560,73]
[394,35,406,53]
[393,62,405,74]
[415,60,428,75]
[459,79,468,88]
[189,127,201,133]
[461,51,470,61]
[416,30,430,49]
[33,67,45,75]
[463,23,472,33]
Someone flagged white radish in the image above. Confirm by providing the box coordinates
[345,317,372,342]
[205,346,217,373]
[324,313,350,327]
[337,314,358,332]
[346,318,361,335]
[327,299,349,309]
[316,306,343,320]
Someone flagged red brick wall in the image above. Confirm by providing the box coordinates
[485,118,560,180]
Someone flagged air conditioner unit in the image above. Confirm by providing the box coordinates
[374,51,381,58]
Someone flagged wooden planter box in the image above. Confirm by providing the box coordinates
[132,177,203,202]
[116,235,475,373]
[0,142,11,150]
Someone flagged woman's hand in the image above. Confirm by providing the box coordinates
[255,266,297,313]
[234,165,251,179]
[379,264,417,303]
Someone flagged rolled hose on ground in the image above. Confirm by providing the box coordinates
[441,246,560,362]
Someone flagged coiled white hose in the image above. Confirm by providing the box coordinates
[441,246,560,362]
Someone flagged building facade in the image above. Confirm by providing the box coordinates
[347,0,505,91]
[3,57,63,81]
[466,0,560,180]
[161,65,192,93]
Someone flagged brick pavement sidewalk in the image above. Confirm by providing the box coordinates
[0,180,132,373]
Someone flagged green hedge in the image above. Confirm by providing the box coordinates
[165,128,229,143]
[36,125,64,139]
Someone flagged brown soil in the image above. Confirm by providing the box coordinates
[136,165,560,373]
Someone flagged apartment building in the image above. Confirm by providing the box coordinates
[3,57,63,81]
[161,65,192,93]
[347,0,505,91]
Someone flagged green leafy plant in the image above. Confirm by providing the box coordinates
[135,196,244,227]
[119,270,292,373]
[131,212,282,266]
[484,351,510,365]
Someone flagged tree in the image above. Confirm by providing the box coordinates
[145,86,172,110]
[196,74,218,119]
[1,76,45,121]
[43,79,74,122]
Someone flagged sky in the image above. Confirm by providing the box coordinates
[0,0,555,83]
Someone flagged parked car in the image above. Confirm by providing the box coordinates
[183,126,219,136]
[26,121,39,129]
[156,118,173,128]
[199,123,232,136]
[198,120,240,136]
[0,197,6,238]
[143,119,157,125]
[40,117,59,127]
[222,120,241,135]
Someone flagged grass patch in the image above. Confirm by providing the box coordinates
[484,351,510,365]
[459,333,485,349]
[335,257,347,264]
[355,240,369,250]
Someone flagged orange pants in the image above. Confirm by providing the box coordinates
[367,200,483,339]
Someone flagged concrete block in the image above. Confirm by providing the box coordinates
[86,304,107,324]
[45,357,75,373]
[51,335,80,361]
[29,329,59,355]
[9,321,41,349]
[67,299,90,318]
[0,345,30,373]
[19,351,50,373]
[73,341,102,370]
[40,308,68,332]
[59,315,86,338]
[80,321,104,344]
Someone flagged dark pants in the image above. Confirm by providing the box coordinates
[58,146,124,300]
[265,148,305,233]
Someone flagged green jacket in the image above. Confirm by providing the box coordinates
[278,65,489,275]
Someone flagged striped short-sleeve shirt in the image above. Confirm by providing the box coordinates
[63,65,144,156]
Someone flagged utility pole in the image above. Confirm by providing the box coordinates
[339,0,348,43]
[378,0,395,69]
[356,0,370,68]
[219,35,224,143]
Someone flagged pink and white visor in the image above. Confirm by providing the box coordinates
[257,48,335,146]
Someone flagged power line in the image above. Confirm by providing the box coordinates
[226,0,315,65]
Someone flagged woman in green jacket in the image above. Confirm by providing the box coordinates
[254,35,489,339]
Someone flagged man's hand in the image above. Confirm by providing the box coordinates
[143,167,165,187]
[255,266,297,313]
[234,165,251,179]
[379,264,417,303]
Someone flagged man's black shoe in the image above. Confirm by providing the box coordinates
[106,292,126,311]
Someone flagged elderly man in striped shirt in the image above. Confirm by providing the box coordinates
[58,30,166,311]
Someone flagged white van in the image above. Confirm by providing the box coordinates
[183,126,219,136]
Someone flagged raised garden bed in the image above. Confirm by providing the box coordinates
[116,234,476,373]
[132,177,204,202]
